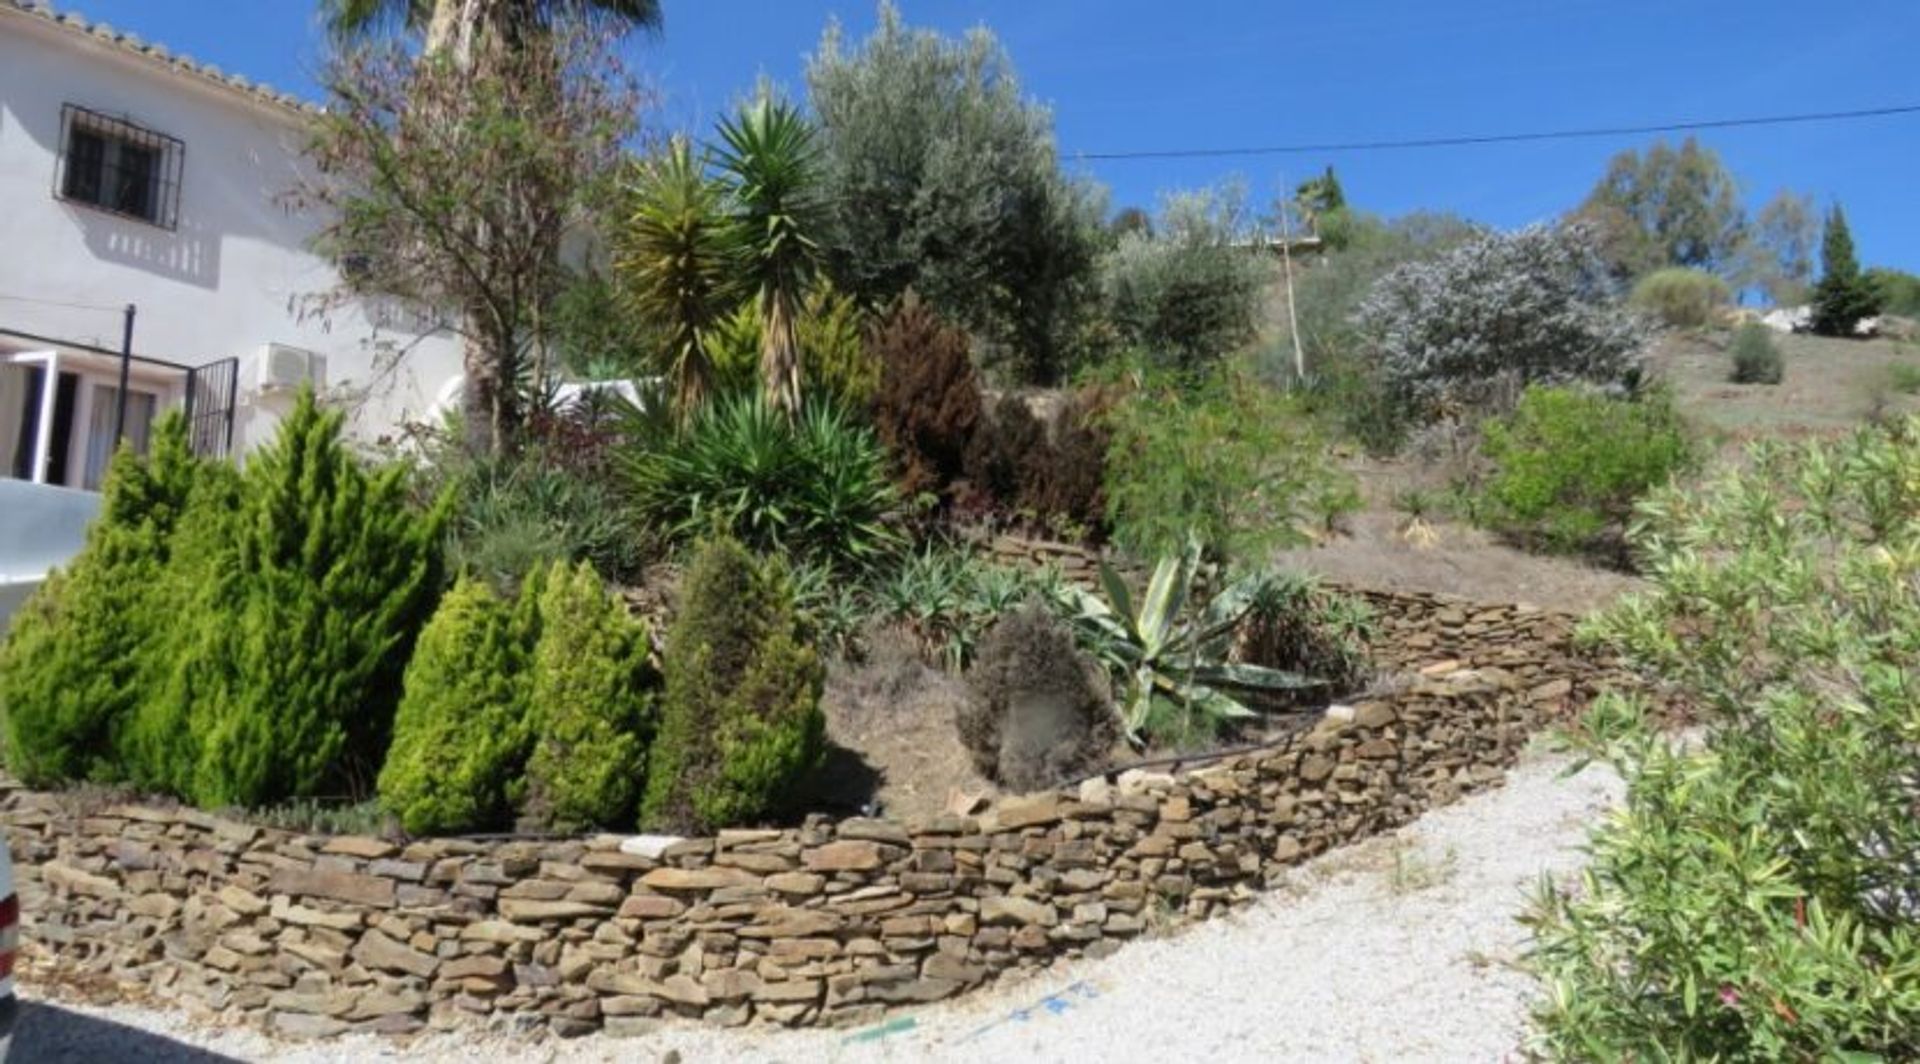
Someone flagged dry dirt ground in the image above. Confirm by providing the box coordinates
[1652,327,1920,441]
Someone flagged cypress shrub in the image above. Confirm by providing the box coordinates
[523,560,655,831]
[641,536,824,833]
[377,577,537,835]
[868,294,981,496]
[1728,323,1784,385]
[0,415,203,786]
[187,391,448,808]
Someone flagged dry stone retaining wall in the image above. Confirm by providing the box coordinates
[2,590,1637,1040]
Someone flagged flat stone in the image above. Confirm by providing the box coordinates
[753,977,823,1004]
[43,862,119,898]
[802,841,885,872]
[618,835,684,860]
[441,954,510,981]
[270,866,395,908]
[835,819,910,845]
[351,929,439,978]
[737,907,843,939]
[639,867,757,892]
[129,892,182,919]
[460,920,546,944]
[616,894,685,920]
[321,836,398,860]
[271,898,363,931]
[499,898,611,922]
[273,1011,348,1039]
[990,793,1072,830]
[763,872,825,896]
[979,896,1056,927]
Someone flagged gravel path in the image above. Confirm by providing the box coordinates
[17,748,1622,1064]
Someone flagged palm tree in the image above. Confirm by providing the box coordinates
[618,138,737,419]
[713,99,825,418]
[323,0,661,62]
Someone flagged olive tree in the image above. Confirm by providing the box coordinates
[805,1,1103,383]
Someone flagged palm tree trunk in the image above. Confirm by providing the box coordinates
[762,289,802,417]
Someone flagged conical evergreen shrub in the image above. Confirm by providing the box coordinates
[378,576,539,835]
[0,414,204,786]
[523,560,655,830]
[187,390,448,808]
[641,535,824,833]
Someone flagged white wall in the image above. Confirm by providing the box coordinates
[0,12,463,452]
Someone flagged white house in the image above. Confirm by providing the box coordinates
[0,1,464,492]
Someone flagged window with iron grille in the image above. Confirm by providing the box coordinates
[54,104,185,230]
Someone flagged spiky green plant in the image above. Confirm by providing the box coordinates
[714,97,825,415]
[1051,534,1324,744]
[617,136,736,417]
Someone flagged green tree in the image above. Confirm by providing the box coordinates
[1571,137,1747,279]
[806,2,1104,383]
[377,576,538,834]
[303,16,639,456]
[1811,204,1881,336]
[186,391,448,808]
[1738,190,1819,306]
[714,98,827,417]
[1100,183,1272,370]
[641,536,825,833]
[524,560,655,830]
[0,415,203,786]
[617,137,737,417]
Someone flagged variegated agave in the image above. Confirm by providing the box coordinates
[1050,534,1326,744]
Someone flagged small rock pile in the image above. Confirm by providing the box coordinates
[3,583,1639,1040]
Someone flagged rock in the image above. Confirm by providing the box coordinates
[321,836,398,860]
[802,841,886,872]
[499,898,612,922]
[835,819,910,845]
[350,930,439,978]
[216,885,269,916]
[752,977,822,1003]
[737,907,843,939]
[43,862,119,899]
[979,896,1056,927]
[618,835,684,860]
[460,920,546,944]
[616,894,685,920]
[442,955,511,982]
[272,1011,349,1039]
[270,866,396,908]
[639,867,757,892]
[763,872,825,896]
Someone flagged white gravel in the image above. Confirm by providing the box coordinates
[18,748,1622,1064]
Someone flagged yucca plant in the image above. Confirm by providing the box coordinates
[617,136,737,418]
[620,394,901,571]
[715,97,825,416]
[1052,534,1324,744]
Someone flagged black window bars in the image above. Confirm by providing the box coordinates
[53,103,185,231]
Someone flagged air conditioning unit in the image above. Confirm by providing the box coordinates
[254,343,327,394]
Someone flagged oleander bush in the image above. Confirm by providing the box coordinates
[642,535,825,833]
[1526,417,1920,1059]
[1470,385,1695,558]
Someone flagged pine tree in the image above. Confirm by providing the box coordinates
[187,390,448,808]
[641,535,824,833]
[0,415,204,786]
[1811,204,1881,337]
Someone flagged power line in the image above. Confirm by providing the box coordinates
[1072,103,1920,161]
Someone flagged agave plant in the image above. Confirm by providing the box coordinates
[1052,535,1325,743]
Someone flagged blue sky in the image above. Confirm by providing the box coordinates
[64,0,1920,269]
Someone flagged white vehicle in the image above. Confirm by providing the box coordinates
[0,835,14,1061]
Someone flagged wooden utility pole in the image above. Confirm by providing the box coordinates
[1277,174,1304,380]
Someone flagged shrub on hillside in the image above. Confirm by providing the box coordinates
[1728,322,1784,384]
[960,603,1115,793]
[1866,266,1920,318]
[181,391,449,808]
[1525,419,1920,1059]
[1099,185,1271,371]
[0,415,204,786]
[962,388,1112,538]
[1628,267,1731,329]
[1228,571,1374,704]
[868,294,982,497]
[621,394,901,572]
[641,536,825,833]
[1356,224,1649,416]
[1471,385,1694,557]
[523,561,657,831]
[706,284,880,408]
[1104,374,1358,565]
[1811,204,1881,337]
[377,576,538,835]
